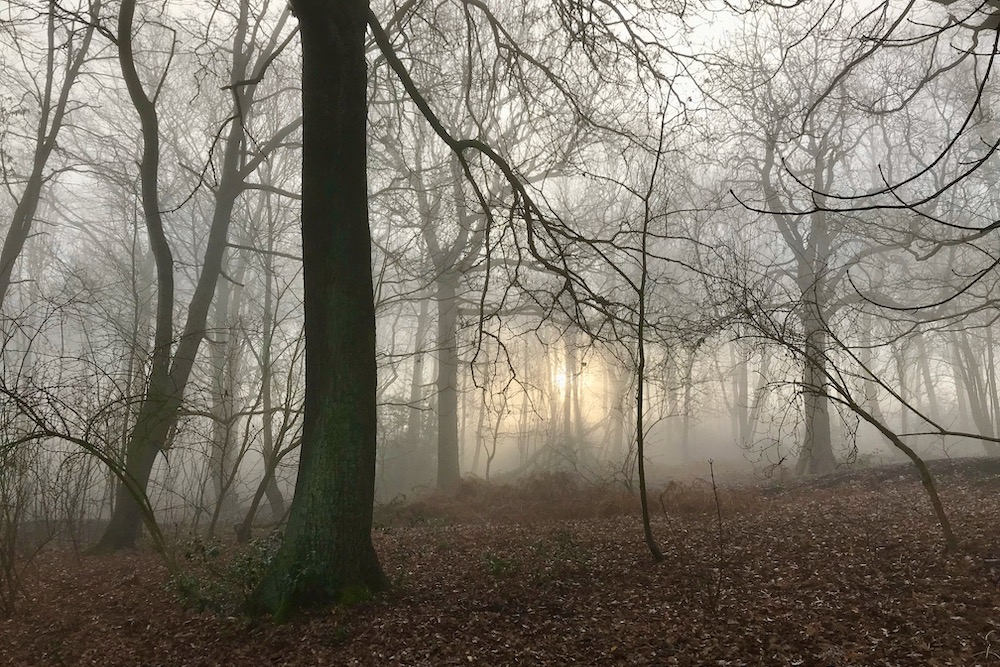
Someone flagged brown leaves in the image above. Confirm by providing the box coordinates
[2,464,1000,665]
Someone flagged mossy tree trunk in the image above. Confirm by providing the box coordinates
[248,0,388,617]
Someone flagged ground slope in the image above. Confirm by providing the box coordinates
[2,465,999,666]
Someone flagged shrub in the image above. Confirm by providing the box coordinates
[169,531,282,614]
[482,550,521,577]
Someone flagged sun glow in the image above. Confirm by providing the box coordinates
[553,369,568,391]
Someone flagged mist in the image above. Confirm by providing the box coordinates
[1,0,999,662]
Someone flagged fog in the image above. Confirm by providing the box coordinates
[0,0,997,548]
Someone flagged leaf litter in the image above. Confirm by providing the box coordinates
[2,463,1000,665]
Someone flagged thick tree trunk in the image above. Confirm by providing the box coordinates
[797,320,836,475]
[93,390,176,551]
[435,275,461,490]
[249,0,388,617]
[795,209,835,476]
[761,135,837,475]
[954,331,1000,456]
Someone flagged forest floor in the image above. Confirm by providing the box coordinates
[4,460,1000,666]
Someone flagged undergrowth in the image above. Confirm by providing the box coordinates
[169,531,282,614]
[374,472,639,527]
[375,472,764,528]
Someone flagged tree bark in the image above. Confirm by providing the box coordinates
[914,333,940,424]
[249,0,388,616]
[606,362,627,461]
[733,341,750,445]
[259,203,288,520]
[954,331,1000,456]
[435,275,461,489]
[794,204,836,475]
[405,298,430,450]
[761,132,837,476]
[796,318,836,475]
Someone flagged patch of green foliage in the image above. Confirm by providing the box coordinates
[338,584,375,606]
[483,550,521,577]
[169,531,282,614]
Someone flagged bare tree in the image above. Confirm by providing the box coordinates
[0,0,100,306]
[94,0,300,551]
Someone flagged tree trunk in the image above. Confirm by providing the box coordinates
[896,343,912,437]
[636,179,662,562]
[235,238,290,542]
[96,166,243,550]
[207,250,248,535]
[606,361,627,461]
[681,348,696,463]
[858,314,892,449]
[472,354,490,477]
[954,331,1000,456]
[249,0,388,617]
[94,391,176,550]
[400,298,430,489]
[562,339,575,463]
[795,236,836,475]
[733,341,750,445]
[761,132,837,476]
[796,315,836,475]
[435,275,461,490]
[747,348,771,447]
[259,205,287,520]
[914,332,940,423]
[90,0,175,553]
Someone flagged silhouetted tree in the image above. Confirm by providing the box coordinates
[248,0,389,616]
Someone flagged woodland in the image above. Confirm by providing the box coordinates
[3,0,1000,663]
